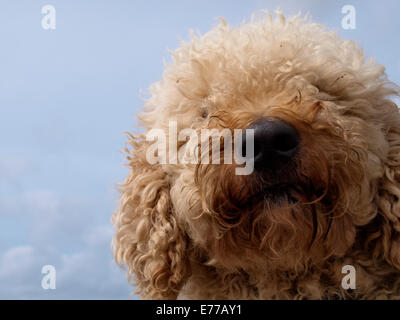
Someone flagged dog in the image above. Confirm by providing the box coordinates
[111,12,400,299]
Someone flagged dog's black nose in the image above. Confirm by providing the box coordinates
[244,118,300,171]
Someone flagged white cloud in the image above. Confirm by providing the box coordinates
[0,187,132,299]
[0,245,36,278]
[0,226,133,299]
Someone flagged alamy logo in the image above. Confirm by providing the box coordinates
[41,265,56,290]
[41,5,56,30]
[341,5,356,30]
[146,121,255,175]
[341,265,356,290]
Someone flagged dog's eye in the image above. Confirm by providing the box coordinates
[201,110,208,119]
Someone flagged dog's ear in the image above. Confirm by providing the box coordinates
[112,133,190,299]
[372,109,400,270]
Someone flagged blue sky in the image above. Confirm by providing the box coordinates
[0,0,399,299]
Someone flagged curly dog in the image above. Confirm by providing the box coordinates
[112,12,400,299]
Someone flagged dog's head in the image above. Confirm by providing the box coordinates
[112,13,400,299]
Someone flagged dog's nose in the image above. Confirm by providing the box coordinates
[244,118,300,171]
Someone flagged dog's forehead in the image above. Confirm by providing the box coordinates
[163,18,389,116]
[173,19,360,80]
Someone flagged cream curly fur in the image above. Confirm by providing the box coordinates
[111,11,400,299]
